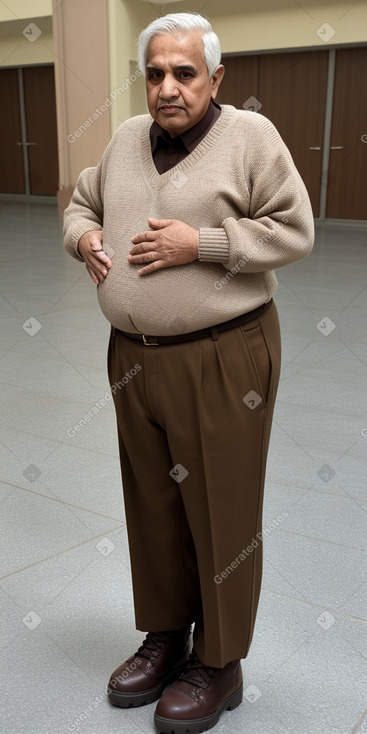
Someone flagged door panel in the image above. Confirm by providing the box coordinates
[23,65,59,196]
[217,54,259,112]
[258,51,328,217]
[326,47,367,219]
[0,68,25,194]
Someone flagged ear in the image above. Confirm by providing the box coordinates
[210,64,225,99]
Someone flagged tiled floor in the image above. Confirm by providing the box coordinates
[1,199,366,734]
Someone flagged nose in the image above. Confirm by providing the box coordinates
[159,73,180,101]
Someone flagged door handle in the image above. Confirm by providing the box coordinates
[309,146,322,150]
[16,142,23,146]
[26,142,38,146]
[330,146,344,150]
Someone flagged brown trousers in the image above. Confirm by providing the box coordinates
[107,302,281,668]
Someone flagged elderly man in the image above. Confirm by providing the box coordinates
[63,11,314,734]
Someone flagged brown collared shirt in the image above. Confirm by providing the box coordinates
[150,100,222,174]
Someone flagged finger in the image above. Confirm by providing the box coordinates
[88,255,110,278]
[131,230,156,245]
[91,260,109,277]
[86,264,100,285]
[91,249,112,266]
[127,250,157,264]
[137,260,166,276]
[147,218,172,229]
[85,234,104,250]
[78,231,104,260]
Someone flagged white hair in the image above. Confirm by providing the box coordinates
[137,12,221,78]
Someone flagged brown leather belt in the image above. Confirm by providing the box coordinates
[114,299,273,346]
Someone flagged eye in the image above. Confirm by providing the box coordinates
[148,71,163,81]
[179,72,193,80]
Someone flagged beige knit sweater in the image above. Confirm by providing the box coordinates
[63,104,314,335]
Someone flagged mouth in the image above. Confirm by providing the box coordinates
[158,105,184,113]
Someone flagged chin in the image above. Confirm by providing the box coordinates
[159,120,183,134]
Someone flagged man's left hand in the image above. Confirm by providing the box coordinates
[128,218,199,276]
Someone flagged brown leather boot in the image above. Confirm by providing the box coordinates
[154,650,243,733]
[107,627,191,708]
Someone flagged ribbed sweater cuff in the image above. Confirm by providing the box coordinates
[198,228,230,263]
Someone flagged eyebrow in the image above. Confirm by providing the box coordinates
[146,64,197,74]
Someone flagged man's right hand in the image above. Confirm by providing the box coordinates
[78,231,112,285]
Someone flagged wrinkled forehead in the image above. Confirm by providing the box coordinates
[146,30,207,71]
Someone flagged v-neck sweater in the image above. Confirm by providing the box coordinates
[63,104,314,336]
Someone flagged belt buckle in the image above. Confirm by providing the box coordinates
[142,334,159,346]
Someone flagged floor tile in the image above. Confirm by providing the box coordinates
[0,483,122,577]
[1,201,367,734]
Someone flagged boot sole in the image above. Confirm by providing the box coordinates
[108,663,189,708]
[154,684,243,733]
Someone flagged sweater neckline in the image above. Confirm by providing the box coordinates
[139,104,236,189]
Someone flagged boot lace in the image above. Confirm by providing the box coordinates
[135,631,183,663]
[178,651,217,690]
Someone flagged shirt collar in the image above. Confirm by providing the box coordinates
[150,100,221,154]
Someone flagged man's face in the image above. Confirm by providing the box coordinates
[145,30,224,137]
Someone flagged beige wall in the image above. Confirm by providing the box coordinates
[0,16,54,66]
[107,0,152,131]
[211,2,367,52]
[0,0,52,22]
[159,0,367,51]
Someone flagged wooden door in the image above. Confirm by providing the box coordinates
[257,51,328,217]
[217,51,329,217]
[217,54,259,111]
[0,68,25,194]
[23,66,59,196]
[326,47,367,219]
